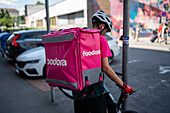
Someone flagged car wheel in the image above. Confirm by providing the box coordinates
[43,64,47,78]
[108,50,114,64]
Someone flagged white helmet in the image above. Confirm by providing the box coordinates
[92,10,113,32]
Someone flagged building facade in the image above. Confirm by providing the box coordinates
[25,0,110,29]
[25,0,88,29]
[25,0,166,30]
[0,8,19,17]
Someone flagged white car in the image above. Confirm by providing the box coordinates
[105,33,120,63]
[15,33,120,77]
[16,46,46,77]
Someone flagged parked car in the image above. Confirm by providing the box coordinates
[5,29,54,60]
[16,46,46,77]
[0,32,11,52]
[105,33,120,63]
[16,33,120,77]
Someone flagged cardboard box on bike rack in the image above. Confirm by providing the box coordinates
[42,28,102,91]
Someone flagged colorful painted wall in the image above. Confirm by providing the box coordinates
[94,0,169,30]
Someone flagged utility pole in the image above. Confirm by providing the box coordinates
[45,0,50,34]
[45,0,55,103]
[87,0,95,29]
[122,0,130,111]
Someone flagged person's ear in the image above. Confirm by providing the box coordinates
[102,26,104,29]
[99,24,105,30]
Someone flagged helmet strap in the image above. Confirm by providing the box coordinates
[100,27,106,35]
[94,20,107,35]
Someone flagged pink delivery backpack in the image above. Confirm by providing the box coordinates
[42,28,102,92]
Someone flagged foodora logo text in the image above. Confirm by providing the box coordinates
[47,57,67,66]
[83,50,101,56]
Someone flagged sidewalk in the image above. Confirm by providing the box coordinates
[118,36,170,52]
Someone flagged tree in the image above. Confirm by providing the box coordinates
[0,9,5,19]
[16,15,25,24]
[36,1,44,5]
[0,9,14,27]
[4,10,11,18]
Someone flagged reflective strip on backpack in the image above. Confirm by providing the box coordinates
[46,79,78,88]
[42,33,74,43]
[82,67,101,85]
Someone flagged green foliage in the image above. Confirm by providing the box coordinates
[0,17,14,27]
[0,9,14,27]
[4,10,11,18]
[36,1,44,5]
[0,9,5,19]
[16,15,25,24]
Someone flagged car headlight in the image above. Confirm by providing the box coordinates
[26,59,40,63]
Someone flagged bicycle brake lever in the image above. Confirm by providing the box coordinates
[129,90,135,95]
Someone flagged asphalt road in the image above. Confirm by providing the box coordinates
[0,38,170,113]
[110,47,170,113]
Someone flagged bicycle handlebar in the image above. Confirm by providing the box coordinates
[104,81,135,110]
[115,72,123,76]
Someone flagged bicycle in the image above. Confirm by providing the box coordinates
[59,72,137,113]
[104,72,137,113]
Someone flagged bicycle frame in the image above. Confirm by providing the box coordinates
[104,84,137,113]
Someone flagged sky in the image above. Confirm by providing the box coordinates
[0,0,62,15]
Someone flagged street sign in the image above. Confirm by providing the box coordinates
[162,12,167,17]
[122,36,129,45]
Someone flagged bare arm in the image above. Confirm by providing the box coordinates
[102,57,123,87]
[166,28,169,35]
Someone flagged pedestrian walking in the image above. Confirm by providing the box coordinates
[160,23,166,43]
[157,24,163,43]
[73,10,134,113]
[163,23,169,44]
[135,24,140,41]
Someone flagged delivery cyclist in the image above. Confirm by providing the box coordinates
[73,10,134,113]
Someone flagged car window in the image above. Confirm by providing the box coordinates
[33,32,47,39]
[15,32,47,40]
[15,33,31,40]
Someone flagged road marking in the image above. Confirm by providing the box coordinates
[128,59,140,64]
[148,80,169,90]
[161,80,170,87]
[159,66,170,74]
